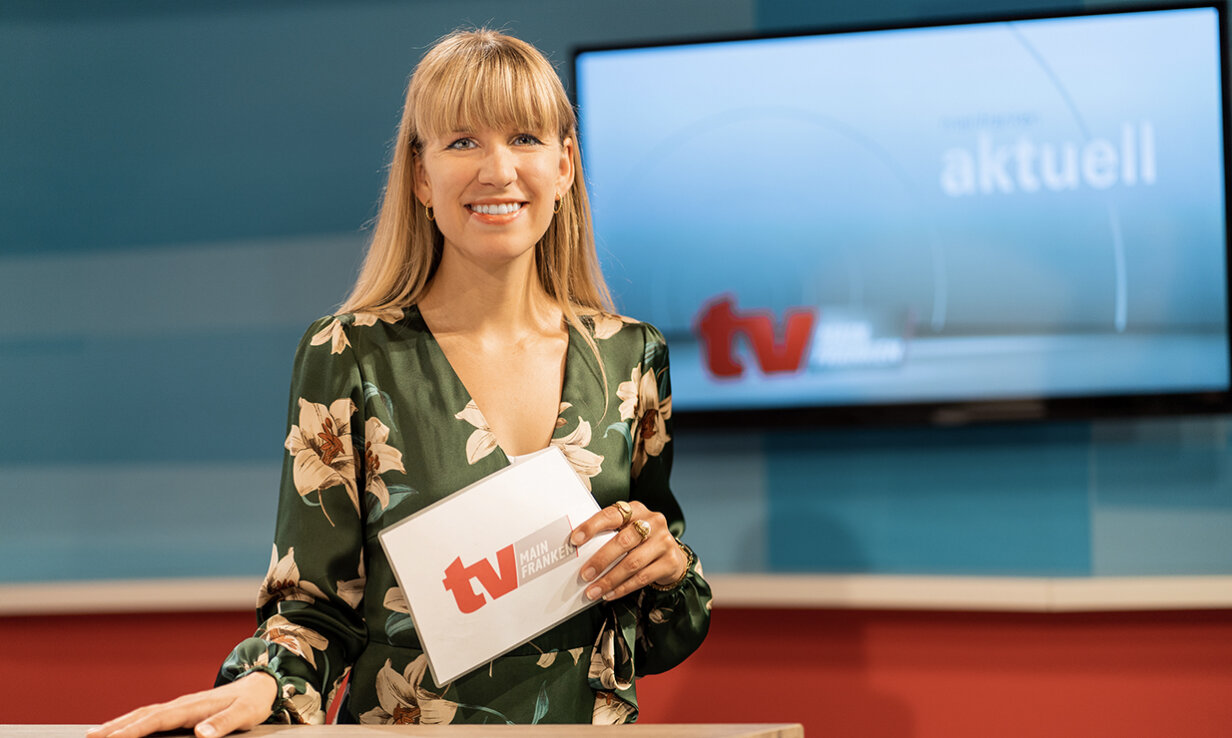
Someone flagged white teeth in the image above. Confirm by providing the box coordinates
[470,202,521,215]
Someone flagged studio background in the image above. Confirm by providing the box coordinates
[2,1,1230,736]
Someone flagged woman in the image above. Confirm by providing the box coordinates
[90,28,710,738]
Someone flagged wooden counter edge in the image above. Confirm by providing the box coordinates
[4,574,1231,615]
[0,725,804,738]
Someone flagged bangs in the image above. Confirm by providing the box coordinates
[412,39,571,142]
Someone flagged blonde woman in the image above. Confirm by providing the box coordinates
[90,28,710,737]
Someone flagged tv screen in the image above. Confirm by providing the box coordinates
[575,3,1232,426]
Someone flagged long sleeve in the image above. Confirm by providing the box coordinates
[215,315,371,723]
[627,323,712,675]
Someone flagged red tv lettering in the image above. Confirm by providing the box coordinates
[695,295,816,378]
[441,544,519,614]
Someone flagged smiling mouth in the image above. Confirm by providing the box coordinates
[468,202,525,215]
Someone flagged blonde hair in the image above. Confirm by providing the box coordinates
[340,29,614,332]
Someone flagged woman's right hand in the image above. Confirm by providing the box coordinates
[86,671,278,738]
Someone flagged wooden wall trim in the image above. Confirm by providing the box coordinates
[3,574,1230,615]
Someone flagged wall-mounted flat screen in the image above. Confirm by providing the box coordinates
[575,3,1232,425]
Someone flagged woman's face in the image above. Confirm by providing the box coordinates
[414,126,573,267]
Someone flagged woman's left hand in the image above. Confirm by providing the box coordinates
[570,500,688,601]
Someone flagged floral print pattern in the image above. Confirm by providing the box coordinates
[311,308,405,355]
[616,366,642,421]
[590,313,637,340]
[363,417,405,511]
[593,691,636,724]
[532,644,586,669]
[258,615,329,669]
[258,545,327,608]
[284,397,359,524]
[588,621,633,693]
[359,657,458,725]
[336,552,365,609]
[455,400,498,464]
[551,418,604,490]
[383,586,410,614]
[625,365,672,479]
[281,682,326,725]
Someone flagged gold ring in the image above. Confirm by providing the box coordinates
[613,500,633,527]
[632,519,651,543]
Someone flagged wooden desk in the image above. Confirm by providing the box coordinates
[3,726,803,738]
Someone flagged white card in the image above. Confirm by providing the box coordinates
[378,446,615,684]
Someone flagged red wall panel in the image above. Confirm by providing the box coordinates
[4,607,1230,737]
[638,608,1232,737]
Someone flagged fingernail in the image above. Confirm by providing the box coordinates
[586,585,602,600]
[571,531,584,546]
[199,724,218,738]
[581,567,595,582]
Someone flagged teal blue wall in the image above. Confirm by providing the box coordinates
[3,0,1229,583]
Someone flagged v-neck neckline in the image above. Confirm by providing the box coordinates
[408,304,580,462]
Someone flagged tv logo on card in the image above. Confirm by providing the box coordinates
[441,516,577,614]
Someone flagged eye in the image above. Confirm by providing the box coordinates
[446,137,477,150]
[512,133,544,146]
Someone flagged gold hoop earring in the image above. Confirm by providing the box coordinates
[424,204,434,222]
[553,197,562,214]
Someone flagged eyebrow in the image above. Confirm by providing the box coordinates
[432,125,550,140]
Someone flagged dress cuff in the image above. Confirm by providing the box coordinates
[219,638,326,724]
[230,664,293,723]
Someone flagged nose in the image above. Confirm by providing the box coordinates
[477,143,516,186]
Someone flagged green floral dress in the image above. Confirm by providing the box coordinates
[216,306,712,725]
